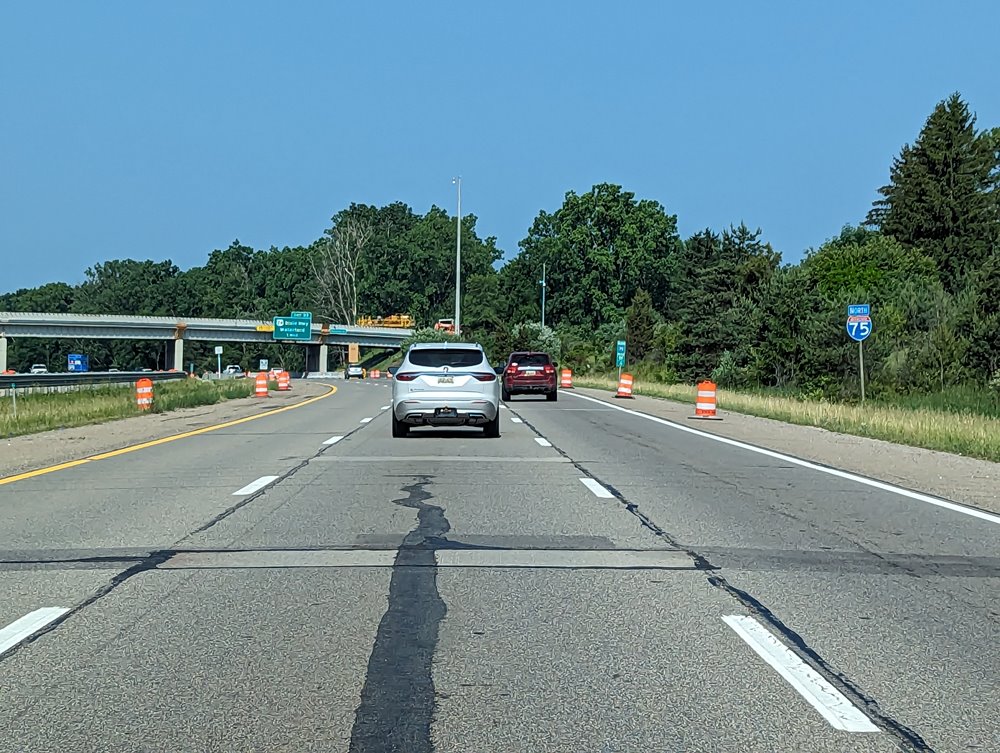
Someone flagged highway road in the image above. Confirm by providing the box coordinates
[0,380,997,752]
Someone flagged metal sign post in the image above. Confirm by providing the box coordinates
[214,345,223,377]
[859,341,866,403]
[846,305,873,403]
[540,262,546,328]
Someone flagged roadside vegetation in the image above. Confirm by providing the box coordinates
[575,376,1000,463]
[3,93,998,458]
[0,378,256,438]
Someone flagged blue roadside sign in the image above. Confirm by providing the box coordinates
[67,354,89,372]
[615,340,626,368]
[846,304,873,342]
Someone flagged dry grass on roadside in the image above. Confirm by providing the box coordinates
[575,377,1000,463]
[0,378,257,438]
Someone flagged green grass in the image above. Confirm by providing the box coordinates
[0,378,257,438]
[575,376,1000,463]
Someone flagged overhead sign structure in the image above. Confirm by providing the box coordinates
[615,340,626,368]
[273,311,313,341]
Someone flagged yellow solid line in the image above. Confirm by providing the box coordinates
[0,384,337,487]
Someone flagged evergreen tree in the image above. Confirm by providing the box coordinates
[867,93,1000,290]
[625,288,656,361]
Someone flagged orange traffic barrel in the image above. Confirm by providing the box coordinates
[385,369,392,379]
[277,371,291,391]
[560,369,573,388]
[370,369,381,379]
[135,378,154,411]
[615,373,634,399]
[254,372,269,398]
[692,380,722,419]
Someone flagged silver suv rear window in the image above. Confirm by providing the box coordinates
[408,348,483,368]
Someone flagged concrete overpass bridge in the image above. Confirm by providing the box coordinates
[0,312,412,373]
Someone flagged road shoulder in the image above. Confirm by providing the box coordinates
[572,387,1000,516]
[0,381,334,480]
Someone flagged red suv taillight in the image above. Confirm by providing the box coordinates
[542,364,555,375]
[473,372,497,382]
[394,372,418,382]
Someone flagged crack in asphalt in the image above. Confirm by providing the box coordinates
[508,404,938,753]
[349,475,449,753]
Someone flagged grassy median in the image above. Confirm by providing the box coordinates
[575,376,1000,463]
[0,378,258,438]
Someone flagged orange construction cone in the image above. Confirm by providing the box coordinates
[254,372,269,398]
[615,373,634,399]
[135,378,154,411]
[690,380,722,420]
[560,369,573,388]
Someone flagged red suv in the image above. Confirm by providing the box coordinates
[502,351,557,401]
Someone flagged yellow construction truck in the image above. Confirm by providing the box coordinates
[356,314,415,328]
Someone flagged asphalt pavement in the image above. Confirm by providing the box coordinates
[0,379,996,752]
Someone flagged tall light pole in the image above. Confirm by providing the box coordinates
[453,176,462,336]
[540,262,546,328]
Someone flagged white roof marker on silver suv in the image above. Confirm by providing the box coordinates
[390,342,502,438]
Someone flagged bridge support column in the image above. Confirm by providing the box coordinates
[0,336,7,372]
[168,337,185,372]
[318,344,329,373]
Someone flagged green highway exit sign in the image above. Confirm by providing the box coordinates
[273,311,313,341]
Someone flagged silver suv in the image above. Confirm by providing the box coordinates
[391,342,501,438]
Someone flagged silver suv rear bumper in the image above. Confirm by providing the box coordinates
[394,398,498,426]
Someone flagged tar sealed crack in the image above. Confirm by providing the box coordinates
[349,475,449,753]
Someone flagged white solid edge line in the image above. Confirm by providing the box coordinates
[0,608,71,655]
[722,615,879,733]
[510,416,523,423]
[580,477,614,498]
[323,435,345,445]
[534,437,553,447]
[380,405,390,410]
[567,391,1000,526]
[232,475,279,496]
[360,417,373,423]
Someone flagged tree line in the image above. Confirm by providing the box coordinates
[3,92,998,398]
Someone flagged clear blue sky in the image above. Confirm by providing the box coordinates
[2,1,998,293]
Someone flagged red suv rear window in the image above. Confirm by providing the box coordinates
[510,353,550,366]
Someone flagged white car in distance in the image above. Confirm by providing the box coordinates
[391,342,501,438]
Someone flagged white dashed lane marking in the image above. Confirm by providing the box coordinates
[579,478,614,498]
[233,476,279,496]
[0,608,71,655]
[722,615,879,733]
